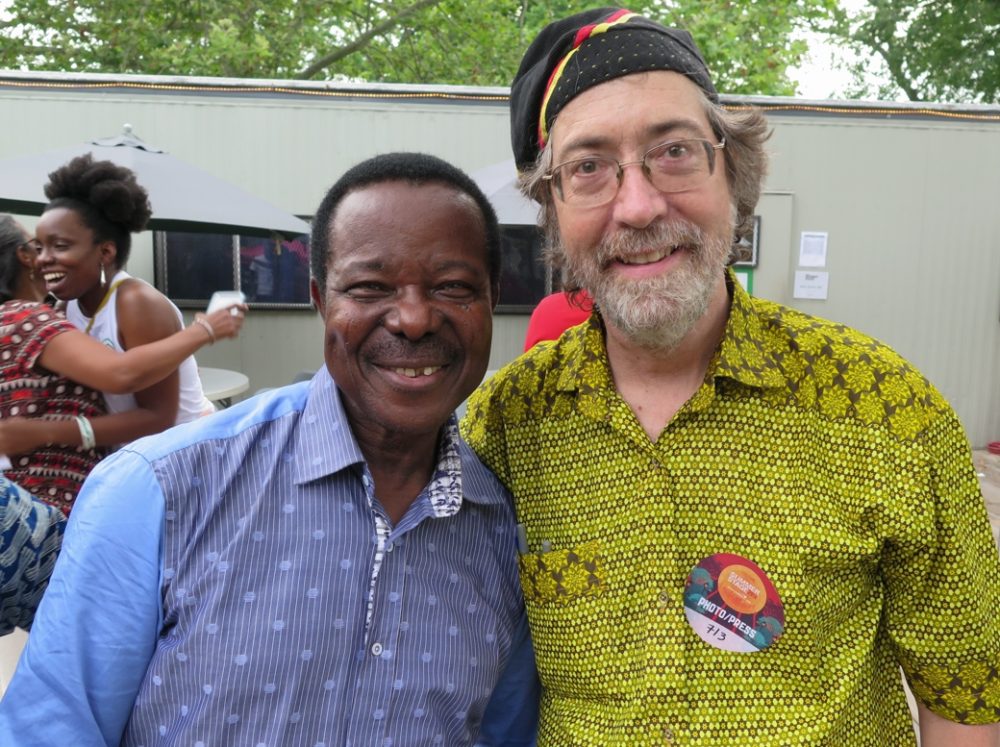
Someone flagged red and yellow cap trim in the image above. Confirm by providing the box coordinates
[536,9,638,150]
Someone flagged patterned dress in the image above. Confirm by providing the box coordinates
[0,300,106,514]
[0,476,65,634]
[463,270,1000,746]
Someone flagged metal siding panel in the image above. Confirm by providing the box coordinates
[760,117,1000,445]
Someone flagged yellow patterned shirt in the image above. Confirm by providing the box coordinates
[462,274,1000,746]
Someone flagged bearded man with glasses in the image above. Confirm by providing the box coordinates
[462,7,1000,747]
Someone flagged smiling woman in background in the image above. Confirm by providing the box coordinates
[0,214,244,515]
[36,154,227,432]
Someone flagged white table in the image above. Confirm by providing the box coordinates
[199,366,249,408]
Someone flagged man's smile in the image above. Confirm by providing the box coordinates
[390,365,444,378]
[614,245,687,266]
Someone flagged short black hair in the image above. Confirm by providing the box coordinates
[43,153,152,267]
[310,152,500,294]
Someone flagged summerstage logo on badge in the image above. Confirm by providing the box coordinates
[683,553,785,653]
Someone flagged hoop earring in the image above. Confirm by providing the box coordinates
[100,264,107,287]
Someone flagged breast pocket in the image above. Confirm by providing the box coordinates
[518,539,607,605]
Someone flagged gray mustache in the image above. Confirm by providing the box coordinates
[597,220,704,262]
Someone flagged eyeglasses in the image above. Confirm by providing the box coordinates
[544,137,726,208]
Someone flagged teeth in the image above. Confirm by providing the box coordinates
[392,366,442,378]
[620,248,675,265]
[43,273,66,282]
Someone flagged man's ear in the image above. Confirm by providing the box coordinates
[490,279,501,311]
[309,278,326,315]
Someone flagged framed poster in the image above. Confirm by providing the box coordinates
[496,224,550,312]
[154,230,313,309]
[733,215,761,268]
[237,234,311,308]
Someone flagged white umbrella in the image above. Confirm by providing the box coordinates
[470,159,540,226]
[0,125,310,239]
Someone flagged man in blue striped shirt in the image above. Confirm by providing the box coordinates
[0,153,539,746]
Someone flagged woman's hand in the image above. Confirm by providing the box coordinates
[198,304,248,342]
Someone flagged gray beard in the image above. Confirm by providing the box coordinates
[566,218,731,352]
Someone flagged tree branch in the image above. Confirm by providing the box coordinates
[295,0,443,80]
[875,41,921,101]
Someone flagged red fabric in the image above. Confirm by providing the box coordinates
[0,300,106,514]
[523,291,593,351]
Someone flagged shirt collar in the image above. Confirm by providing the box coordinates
[712,269,786,390]
[293,369,500,514]
[424,418,506,515]
[293,369,367,485]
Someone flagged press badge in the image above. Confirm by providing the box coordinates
[683,553,785,653]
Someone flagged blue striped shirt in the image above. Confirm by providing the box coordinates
[0,370,538,746]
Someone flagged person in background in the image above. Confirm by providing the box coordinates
[36,153,218,435]
[0,153,537,746]
[522,288,592,351]
[463,7,1000,746]
[0,214,245,516]
[0,476,64,636]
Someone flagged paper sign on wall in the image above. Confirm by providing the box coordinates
[793,270,829,300]
[798,231,828,267]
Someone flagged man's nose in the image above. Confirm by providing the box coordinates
[610,164,671,230]
[383,290,443,340]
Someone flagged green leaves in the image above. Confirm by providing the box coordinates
[15,0,957,104]
[656,0,840,96]
[828,0,1000,103]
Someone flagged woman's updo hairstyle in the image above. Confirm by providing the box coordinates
[43,154,152,267]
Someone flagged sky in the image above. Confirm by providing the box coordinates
[791,32,864,100]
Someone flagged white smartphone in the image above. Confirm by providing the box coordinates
[206,290,246,315]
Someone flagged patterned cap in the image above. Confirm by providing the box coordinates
[510,7,718,169]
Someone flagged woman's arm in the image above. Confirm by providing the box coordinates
[0,407,193,454]
[37,299,245,395]
[0,287,246,453]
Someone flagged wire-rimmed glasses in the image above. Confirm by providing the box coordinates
[544,137,726,208]
[17,239,42,255]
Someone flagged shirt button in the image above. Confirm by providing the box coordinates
[658,591,670,609]
[370,642,383,657]
[663,726,674,744]
[385,542,394,553]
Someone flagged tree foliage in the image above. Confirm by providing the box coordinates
[0,0,836,95]
[830,0,1000,104]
